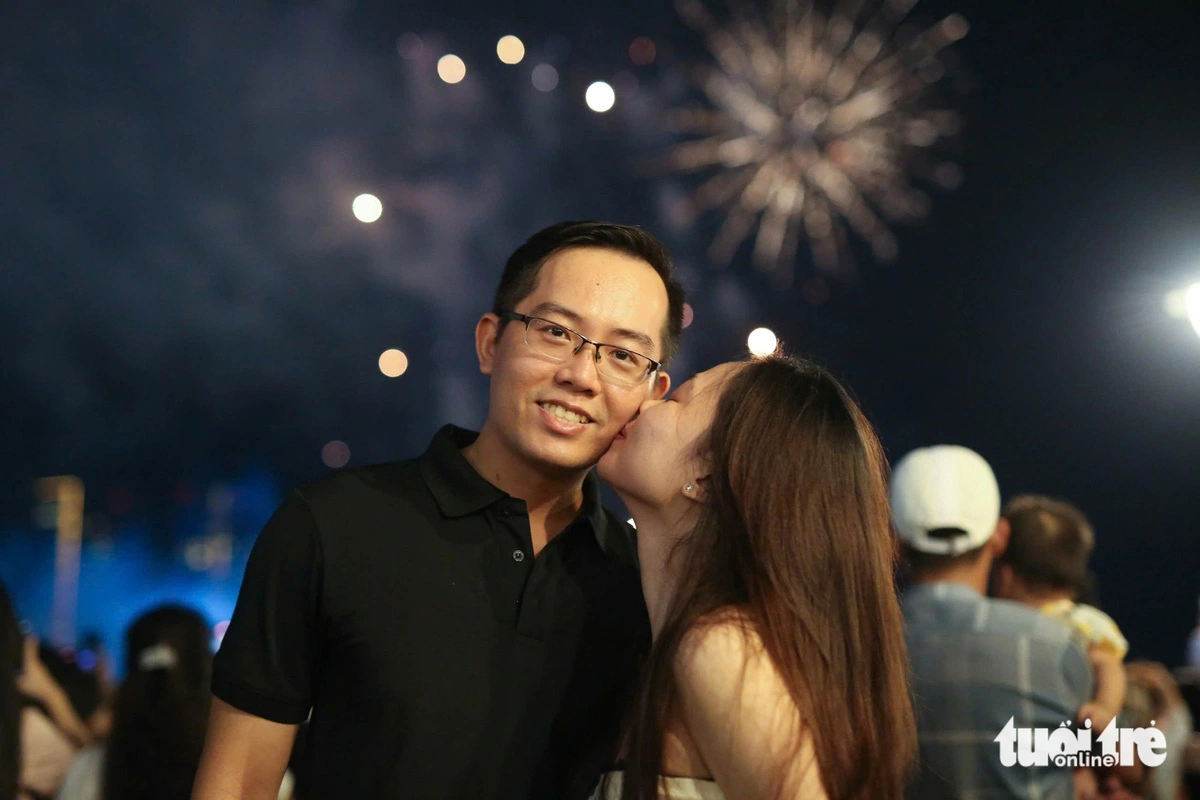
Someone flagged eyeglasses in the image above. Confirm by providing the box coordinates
[498,311,661,387]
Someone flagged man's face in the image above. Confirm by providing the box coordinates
[477,246,671,475]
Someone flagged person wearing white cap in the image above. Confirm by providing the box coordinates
[893,445,1093,800]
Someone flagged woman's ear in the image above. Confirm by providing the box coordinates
[681,449,714,503]
[682,474,711,504]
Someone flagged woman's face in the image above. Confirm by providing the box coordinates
[598,362,742,508]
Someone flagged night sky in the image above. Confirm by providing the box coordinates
[2,0,1198,665]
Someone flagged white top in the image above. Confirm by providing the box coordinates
[19,708,76,800]
[588,771,725,800]
[56,744,103,800]
[55,746,295,800]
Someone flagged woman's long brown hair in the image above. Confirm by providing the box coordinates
[618,354,916,800]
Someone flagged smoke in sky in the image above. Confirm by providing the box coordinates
[0,0,708,504]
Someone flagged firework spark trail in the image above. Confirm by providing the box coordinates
[669,0,968,284]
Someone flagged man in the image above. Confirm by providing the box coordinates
[893,445,1092,800]
[192,221,685,800]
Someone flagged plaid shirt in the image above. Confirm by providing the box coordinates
[903,582,1093,800]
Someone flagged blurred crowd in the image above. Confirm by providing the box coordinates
[0,586,294,800]
[1,451,1198,800]
[894,445,1200,800]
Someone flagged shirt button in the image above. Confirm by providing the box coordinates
[512,549,525,562]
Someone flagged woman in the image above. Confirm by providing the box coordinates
[57,605,212,800]
[2,580,90,800]
[592,355,916,800]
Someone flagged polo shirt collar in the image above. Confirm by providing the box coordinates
[419,424,613,553]
[419,425,505,518]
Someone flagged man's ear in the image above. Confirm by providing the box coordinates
[475,313,500,375]
[650,370,671,400]
[989,517,1011,559]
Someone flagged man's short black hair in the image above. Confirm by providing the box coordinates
[999,495,1094,592]
[492,221,686,365]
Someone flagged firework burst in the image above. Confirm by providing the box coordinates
[668,0,969,283]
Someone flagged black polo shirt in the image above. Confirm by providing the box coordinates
[212,425,651,800]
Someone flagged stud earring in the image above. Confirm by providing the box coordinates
[684,484,694,493]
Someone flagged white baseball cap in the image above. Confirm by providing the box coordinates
[890,445,1000,555]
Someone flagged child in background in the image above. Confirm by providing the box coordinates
[992,495,1127,732]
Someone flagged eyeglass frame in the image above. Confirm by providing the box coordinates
[496,310,662,386]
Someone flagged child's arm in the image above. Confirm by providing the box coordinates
[1078,646,1126,731]
[1073,766,1099,800]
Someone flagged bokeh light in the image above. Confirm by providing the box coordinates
[496,35,525,65]
[1164,288,1188,318]
[629,37,657,66]
[378,348,409,377]
[585,81,615,112]
[1186,283,1200,338]
[352,193,382,223]
[76,649,96,671]
[682,302,694,329]
[321,440,351,469]
[747,327,778,356]
[531,63,559,92]
[437,54,466,84]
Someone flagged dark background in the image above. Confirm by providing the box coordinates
[1,0,1197,667]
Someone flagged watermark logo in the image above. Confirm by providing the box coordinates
[995,717,1167,769]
